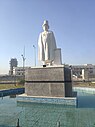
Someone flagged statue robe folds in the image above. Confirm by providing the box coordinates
[38,31,57,62]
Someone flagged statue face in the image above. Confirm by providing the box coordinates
[42,24,49,31]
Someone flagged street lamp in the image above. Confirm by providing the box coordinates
[33,45,36,66]
[21,54,26,78]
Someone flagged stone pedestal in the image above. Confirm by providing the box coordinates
[25,65,72,97]
[54,48,62,65]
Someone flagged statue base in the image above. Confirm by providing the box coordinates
[25,65,72,97]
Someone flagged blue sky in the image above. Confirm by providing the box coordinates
[0,0,95,74]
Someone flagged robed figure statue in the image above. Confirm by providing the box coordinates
[38,20,57,65]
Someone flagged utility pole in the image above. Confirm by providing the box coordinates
[33,45,36,66]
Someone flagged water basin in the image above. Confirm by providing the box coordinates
[0,89,95,127]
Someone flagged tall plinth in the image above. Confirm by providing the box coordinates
[25,65,72,97]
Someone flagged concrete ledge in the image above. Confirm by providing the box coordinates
[0,88,25,97]
[17,94,76,106]
[29,65,65,69]
[73,87,95,94]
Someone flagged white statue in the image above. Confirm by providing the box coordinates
[38,20,57,65]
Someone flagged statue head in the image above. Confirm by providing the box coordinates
[42,20,49,31]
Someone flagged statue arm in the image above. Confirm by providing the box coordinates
[48,31,57,60]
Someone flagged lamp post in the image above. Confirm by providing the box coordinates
[21,54,26,78]
[33,45,36,66]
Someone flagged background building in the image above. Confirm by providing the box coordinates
[82,68,95,81]
[9,58,18,75]
[72,64,95,81]
[13,67,25,76]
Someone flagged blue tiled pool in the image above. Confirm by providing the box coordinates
[0,90,95,127]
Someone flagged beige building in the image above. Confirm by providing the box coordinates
[82,68,95,81]
[13,67,25,76]
[72,64,95,80]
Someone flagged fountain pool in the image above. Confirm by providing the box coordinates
[0,89,95,127]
